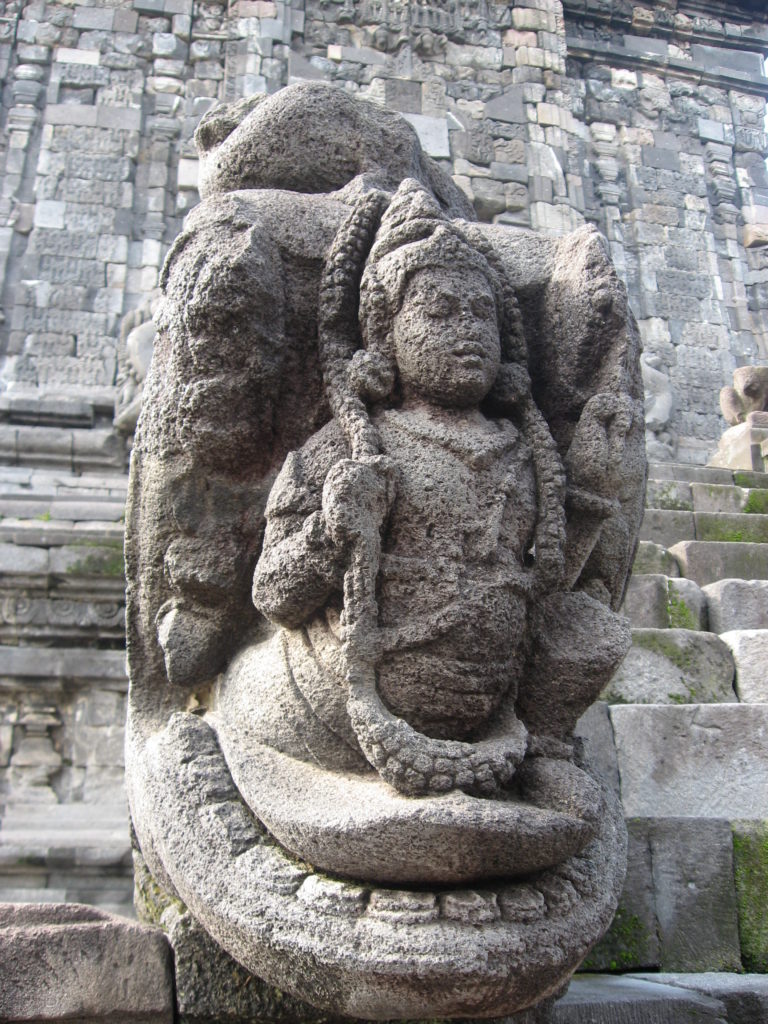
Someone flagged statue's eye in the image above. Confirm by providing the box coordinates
[425,292,458,317]
[470,296,495,319]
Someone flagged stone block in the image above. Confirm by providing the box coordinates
[402,114,449,159]
[72,7,115,30]
[645,478,693,511]
[695,511,768,543]
[691,482,768,515]
[45,104,99,127]
[582,819,659,971]
[484,87,525,124]
[631,973,768,1024]
[704,579,768,632]
[0,543,49,575]
[720,630,768,702]
[603,628,735,705]
[631,541,679,576]
[553,975,727,1023]
[0,903,173,1022]
[573,701,620,801]
[639,508,694,547]
[621,574,669,628]
[611,703,768,819]
[648,818,741,972]
[731,821,768,973]
[669,540,768,585]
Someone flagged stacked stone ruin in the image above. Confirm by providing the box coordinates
[1,0,768,1006]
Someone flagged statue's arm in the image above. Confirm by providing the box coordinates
[252,450,346,629]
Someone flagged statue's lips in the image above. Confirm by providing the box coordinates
[209,713,602,886]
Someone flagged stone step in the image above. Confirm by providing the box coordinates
[609,703,768,819]
[719,630,768,703]
[622,574,706,630]
[640,510,768,547]
[0,497,125,521]
[602,628,736,705]
[703,579,768,633]
[691,482,768,515]
[669,540,768,586]
[0,646,127,685]
[0,541,125,589]
[0,466,128,498]
[631,541,680,576]
[555,974,739,1022]
[0,520,124,547]
[647,462,737,485]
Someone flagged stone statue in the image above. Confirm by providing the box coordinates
[114,294,160,434]
[125,84,646,1020]
[720,365,768,426]
[641,351,676,461]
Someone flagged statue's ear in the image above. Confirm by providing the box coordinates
[348,350,396,403]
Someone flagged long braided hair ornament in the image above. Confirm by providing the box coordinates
[318,180,567,797]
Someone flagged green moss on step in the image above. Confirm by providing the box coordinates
[666,587,698,630]
[583,908,654,971]
[743,490,768,515]
[733,822,768,973]
[65,540,125,577]
[632,631,692,671]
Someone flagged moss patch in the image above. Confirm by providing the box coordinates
[583,907,655,971]
[66,540,125,577]
[733,821,768,973]
[743,489,768,515]
[666,587,698,630]
[632,630,693,671]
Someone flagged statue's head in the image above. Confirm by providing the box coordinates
[355,180,528,409]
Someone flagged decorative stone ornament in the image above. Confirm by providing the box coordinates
[125,84,646,1021]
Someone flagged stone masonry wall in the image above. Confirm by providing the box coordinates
[0,1,766,460]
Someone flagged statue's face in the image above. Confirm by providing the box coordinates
[392,266,501,407]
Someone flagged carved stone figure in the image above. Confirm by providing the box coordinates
[641,352,676,461]
[114,294,160,434]
[126,84,646,1020]
[720,365,768,426]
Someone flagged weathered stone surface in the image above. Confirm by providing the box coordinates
[691,482,768,515]
[622,575,706,629]
[611,704,768,819]
[639,508,694,546]
[648,818,742,973]
[126,87,643,1019]
[631,541,680,576]
[720,365,768,426]
[583,819,659,972]
[553,975,728,1024]
[704,578,768,633]
[731,820,768,973]
[603,628,735,705]
[630,973,768,1024]
[719,630,768,702]
[695,511,768,543]
[669,540,768,586]
[0,902,173,1022]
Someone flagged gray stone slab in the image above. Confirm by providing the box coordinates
[484,87,525,124]
[573,701,620,801]
[639,509,695,547]
[731,821,768,974]
[649,818,741,973]
[0,542,49,574]
[704,579,768,632]
[669,541,768,586]
[632,542,679,576]
[603,628,735,705]
[647,464,733,485]
[0,903,173,1022]
[692,483,768,515]
[0,645,127,682]
[629,974,768,1024]
[622,576,706,630]
[582,819,660,972]
[645,479,693,511]
[553,974,727,1023]
[695,512,768,544]
[720,630,768,702]
[611,704,768,819]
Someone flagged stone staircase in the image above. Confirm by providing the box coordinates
[578,461,768,977]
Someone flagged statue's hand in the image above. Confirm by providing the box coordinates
[322,456,395,548]
[565,392,638,498]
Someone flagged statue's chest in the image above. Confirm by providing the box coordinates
[376,412,536,562]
